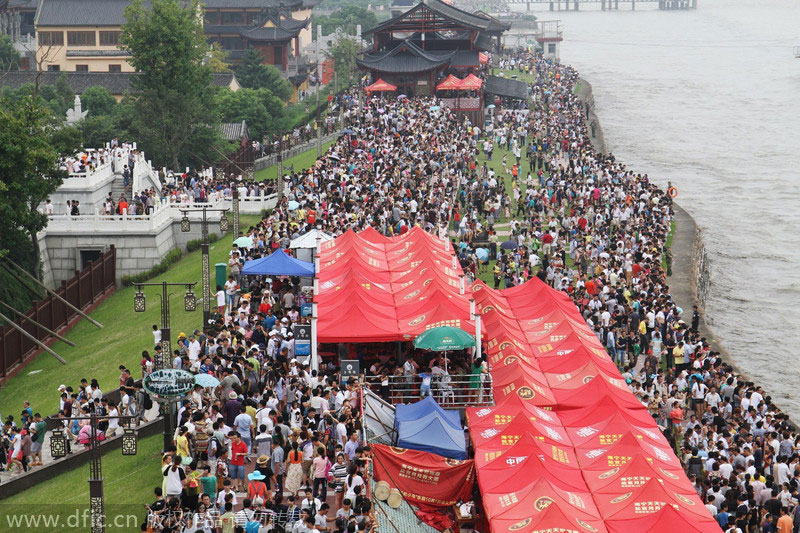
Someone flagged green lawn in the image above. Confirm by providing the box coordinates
[254,140,336,181]
[490,67,537,85]
[0,215,261,420]
[0,433,163,532]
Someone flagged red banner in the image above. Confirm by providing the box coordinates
[372,444,475,510]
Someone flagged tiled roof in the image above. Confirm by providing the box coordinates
[204,0,301,8]
[367,0,511,35]
[220,120,249,141]
[35,0,133,26]
[357,39,456,74]
[0,71,238,95]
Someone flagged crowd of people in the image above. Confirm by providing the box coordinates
[5,45,800,533]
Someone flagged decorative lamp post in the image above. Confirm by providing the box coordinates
[178,207,228,331]
[50,428,68,458]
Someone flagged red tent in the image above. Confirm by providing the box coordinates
[459,73,484,90]
[604,502,720,533]
[436,74,462,91]
[488,501,607,533]
[365,78,397,93]
[478,52,488,64]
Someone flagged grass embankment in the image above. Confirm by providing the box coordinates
[0,215,257,420]
[254,140,336,181]
[0,433,163,532]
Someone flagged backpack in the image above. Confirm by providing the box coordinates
[142,392,153,411]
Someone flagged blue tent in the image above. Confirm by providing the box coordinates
[396,410,467,460]
[242,249,315,277]
[394,395,460,430]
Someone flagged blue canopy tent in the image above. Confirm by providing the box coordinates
[241,249,315,277]
[394,395,460,430]
[396,410,467,460]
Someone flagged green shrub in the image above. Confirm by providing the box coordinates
[186,232,222,252]
[121,248,184,286]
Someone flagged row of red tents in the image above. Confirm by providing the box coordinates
[465,278,720,532]
[316,227,474,342]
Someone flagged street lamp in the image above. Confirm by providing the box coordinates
[133,290,146,313]
[180,214,191,233]
[220,211,229,234]
[184,287,197,312]
[178,207,229,332]
[50,413,139,533]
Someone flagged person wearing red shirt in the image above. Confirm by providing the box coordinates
[229,432,248,492]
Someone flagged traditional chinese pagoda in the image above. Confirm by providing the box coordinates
[357,0,509,97]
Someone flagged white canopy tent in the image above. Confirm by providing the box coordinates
[290,229,333,262]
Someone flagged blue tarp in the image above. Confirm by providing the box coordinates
[397,410,467,460]
[242,249,315,277]
[394,396,461,430]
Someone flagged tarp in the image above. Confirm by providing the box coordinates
[289,229,333,249]
[365,78,397,93]
[394,396,460,430]
[397,412,467,460]
[372,444,474,511]
[241,249,315,276]
[364,389,396,445]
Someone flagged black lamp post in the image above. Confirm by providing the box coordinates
[50,413,139,533]
[178,207,229,332]
[132,281,197,451]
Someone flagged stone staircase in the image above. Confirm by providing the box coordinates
[109,168,131,202]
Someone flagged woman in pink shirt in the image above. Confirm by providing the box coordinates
[312,446,331,503]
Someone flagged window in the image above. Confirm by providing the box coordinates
[38,31,64,46]
[548,43,557,54]
[47,64,60,71]
[204,11,219,24]
[75,64,89,72]
[67,31,96,46]
[273,46,283,66]
[220,11,243,24]
[220,36,244,50]
[246,11,260,25]
[108,64,122,72]
[99,31,121,46]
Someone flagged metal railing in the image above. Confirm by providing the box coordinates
[365,374,494,408]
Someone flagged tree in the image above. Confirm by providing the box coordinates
[234,48,293,101]
[121,0,222,169]
[326,36,360,89]
[80,86,118,117]
[213,87,286,141]
[312,6,378,37]
[0,34,21,71]
[206,43,231,73]
[0,94,81,278]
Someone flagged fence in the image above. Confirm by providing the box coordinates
[366,374,494,408]
[0,246,116,380]
[253,131,341,172]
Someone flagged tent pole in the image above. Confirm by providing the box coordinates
[0,300,76,347]
[0,309,67,364]
[311,302,319,373]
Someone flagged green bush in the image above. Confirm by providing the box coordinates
[186,232,221,252]
[121,248,184,286]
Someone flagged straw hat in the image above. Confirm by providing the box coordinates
[256,454,270,465]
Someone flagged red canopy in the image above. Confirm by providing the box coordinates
[460,73,483,90]
[478,52,488,64]
[365,78,397,93]
[436,74,462,91]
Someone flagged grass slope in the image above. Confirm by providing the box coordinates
[254,141,335,181]
[0,433,163,532]
[0,215,260,420]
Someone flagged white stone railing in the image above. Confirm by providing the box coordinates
[44,194,278,234]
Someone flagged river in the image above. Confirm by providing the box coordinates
[512,0,800,416]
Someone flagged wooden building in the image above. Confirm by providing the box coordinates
[357,0,509,97]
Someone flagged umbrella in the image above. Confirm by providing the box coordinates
[329,154,341,161]
[397,94,407,99]
[287,200,300,211]
[195,373,219,388]
[500,240,519,250]
[430,105,441,111]
[377,108,385,113]
[340,128,355,135]
[487,104,496,109]
[233,236,253,248]
[413,326,476,352]
[475,248,489,262]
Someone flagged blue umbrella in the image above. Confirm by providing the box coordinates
[500,240,519,250]
[475,248,489,262]
[287,200,300,211]
[195,373,219,388]
[341,128,355,135]
[430,105,440,111]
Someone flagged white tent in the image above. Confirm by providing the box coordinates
[290,229,333,262]
[363,389,396,445]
